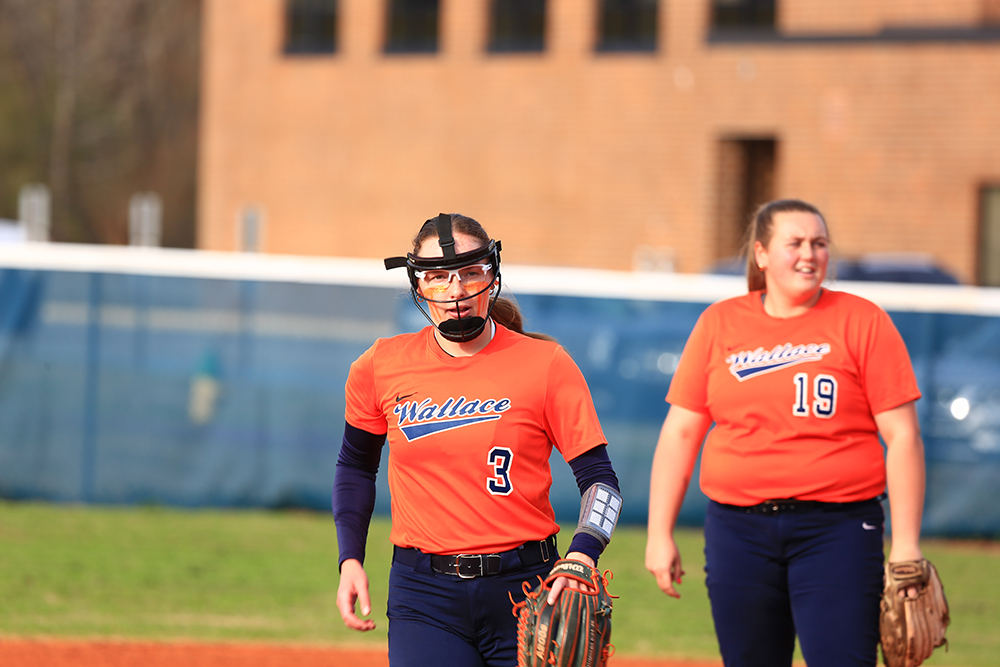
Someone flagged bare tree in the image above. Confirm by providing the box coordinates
[49,0,78,235]
[0,0,200,246]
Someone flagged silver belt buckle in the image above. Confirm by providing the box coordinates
[454,554,481,579]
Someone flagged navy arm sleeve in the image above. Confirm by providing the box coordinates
[332,422,386,569]
[566,444,620,564]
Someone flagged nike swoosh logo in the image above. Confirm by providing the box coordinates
[395,392,416,402]
[862,522,878,531]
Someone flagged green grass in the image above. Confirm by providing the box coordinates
[1,501,997,665]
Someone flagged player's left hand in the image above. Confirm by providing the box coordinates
[546,551,596,605]
[888,543,924,598]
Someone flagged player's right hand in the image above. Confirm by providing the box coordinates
[645,535,685,599]
[337,558,376,631]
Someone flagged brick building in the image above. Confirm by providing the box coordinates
[198,0,1000,284]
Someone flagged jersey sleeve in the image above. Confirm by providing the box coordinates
[665,308,714,414]
[857,306,922,415]
[344,341,389,434]
[543,346,607,461]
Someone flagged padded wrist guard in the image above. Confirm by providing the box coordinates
[573,482,622,548]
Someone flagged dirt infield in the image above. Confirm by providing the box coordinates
[0,638,722,667]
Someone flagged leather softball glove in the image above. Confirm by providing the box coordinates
[512,559,615,667]
[880,559,950,667]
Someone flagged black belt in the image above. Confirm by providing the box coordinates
[393,534,557,579]
[717,495,884,516]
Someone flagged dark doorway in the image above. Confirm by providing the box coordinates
[978,185,1000,286]
[715,138,776,262]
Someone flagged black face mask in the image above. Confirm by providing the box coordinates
[384,213,503,343]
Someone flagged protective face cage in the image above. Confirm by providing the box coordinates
[384,213,503,343]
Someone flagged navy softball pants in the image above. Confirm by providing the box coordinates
[386,547,554,667]
[703,499,886,667]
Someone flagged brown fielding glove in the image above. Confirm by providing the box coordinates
[880,559,950,667]
[511,559,615,667]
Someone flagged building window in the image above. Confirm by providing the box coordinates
[596,0,658,52]
[715,138,776,262]
[385,0,440,53]
[488,0,546,53]
[284,0,338,54]
[979,185,1000,287]
[711,0,776,31]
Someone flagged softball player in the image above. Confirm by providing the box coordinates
[333,213,622,667]
[645,199,927,667]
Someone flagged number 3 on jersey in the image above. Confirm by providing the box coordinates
[793,372,837,418]
[487,446,514,495]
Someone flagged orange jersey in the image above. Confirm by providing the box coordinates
[345,323,607,555]
[666,289,921,505]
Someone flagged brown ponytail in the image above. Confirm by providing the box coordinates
[491,294,556,342]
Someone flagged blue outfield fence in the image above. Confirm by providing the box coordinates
[1,244,999,537]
